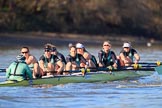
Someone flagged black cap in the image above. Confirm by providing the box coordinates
[16,54,26,62]
[52,47,57,51]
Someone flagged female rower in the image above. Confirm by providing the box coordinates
[65,45,87,71]
[39,44,64,76]
[98,41,118,69]
[49,44,66,65]
[118,42,140,66]
[76,43,98,68]
[6,54,33,81]
[21,47,41,78]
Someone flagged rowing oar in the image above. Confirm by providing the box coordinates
[70,67,155,73]
[79,64,156,70]
[44,70,84,73]
[0,69,6,72]
[0,66,156,73]
[127,64,157,69]
[95,67,155,72]
[131,61,162,66]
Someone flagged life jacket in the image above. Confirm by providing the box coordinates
[68,54,80,66]
[9,61,26,77]
[101,50,114,66]
[57,52,66,64]
[43,54,55,68]
[83,50,98,67]
[123,49,135,61]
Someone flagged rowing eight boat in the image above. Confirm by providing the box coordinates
[0,69,155,87]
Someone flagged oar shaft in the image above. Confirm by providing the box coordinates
[44,70,82,73]
[0,66,156,73]
[0,69,6,72]
[120,65,156,68]
[96,67,155,71]
[132,62,162,66]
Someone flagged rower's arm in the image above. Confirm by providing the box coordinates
[134,53,140,63]
[83,52,91,60]
[119,53,125,61]
[39,60,46,72]
[56,60,64,73]
[111,53,118,68]
[26,55,38,65]
[98,51,104,66]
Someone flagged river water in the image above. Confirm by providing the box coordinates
[0,45,162,108]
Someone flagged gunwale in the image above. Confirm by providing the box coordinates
[0,70,154,87]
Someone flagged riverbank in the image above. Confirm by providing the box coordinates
[0,32,160,48]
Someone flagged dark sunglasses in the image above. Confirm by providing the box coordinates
[45,49,51,52]
[104,44,109,46]
[124,47,129,49]
[21,51,28,54]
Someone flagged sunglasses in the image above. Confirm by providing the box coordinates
[45,50,51,52]
[104,44,110,46]
[124,47,129,49]
[21,51,28,54]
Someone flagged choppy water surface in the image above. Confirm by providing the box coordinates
[0,45,162,108]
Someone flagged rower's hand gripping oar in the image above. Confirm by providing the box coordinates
[80,68,91,76]
[132,64,142,69]
[132,61,162,69]
[79,62,91,76]
[131,62,162,75]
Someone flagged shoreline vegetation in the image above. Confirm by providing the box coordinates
[0,32,161,48]
[1,0,162,42]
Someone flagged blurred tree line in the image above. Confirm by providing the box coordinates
[0,0,162,39]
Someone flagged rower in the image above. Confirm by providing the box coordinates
[118,42,140,66]
[65,45,87,71]
[6,54,33,81]
[48,43,66,65]
[39,44,64,76]
[76,43,98,68]
[98,41,118,69]
[21,46,41,78]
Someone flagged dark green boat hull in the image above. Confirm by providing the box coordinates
[0,71,154,87]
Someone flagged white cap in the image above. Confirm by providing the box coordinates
[76,43,84,48]
[123,42,131,48]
